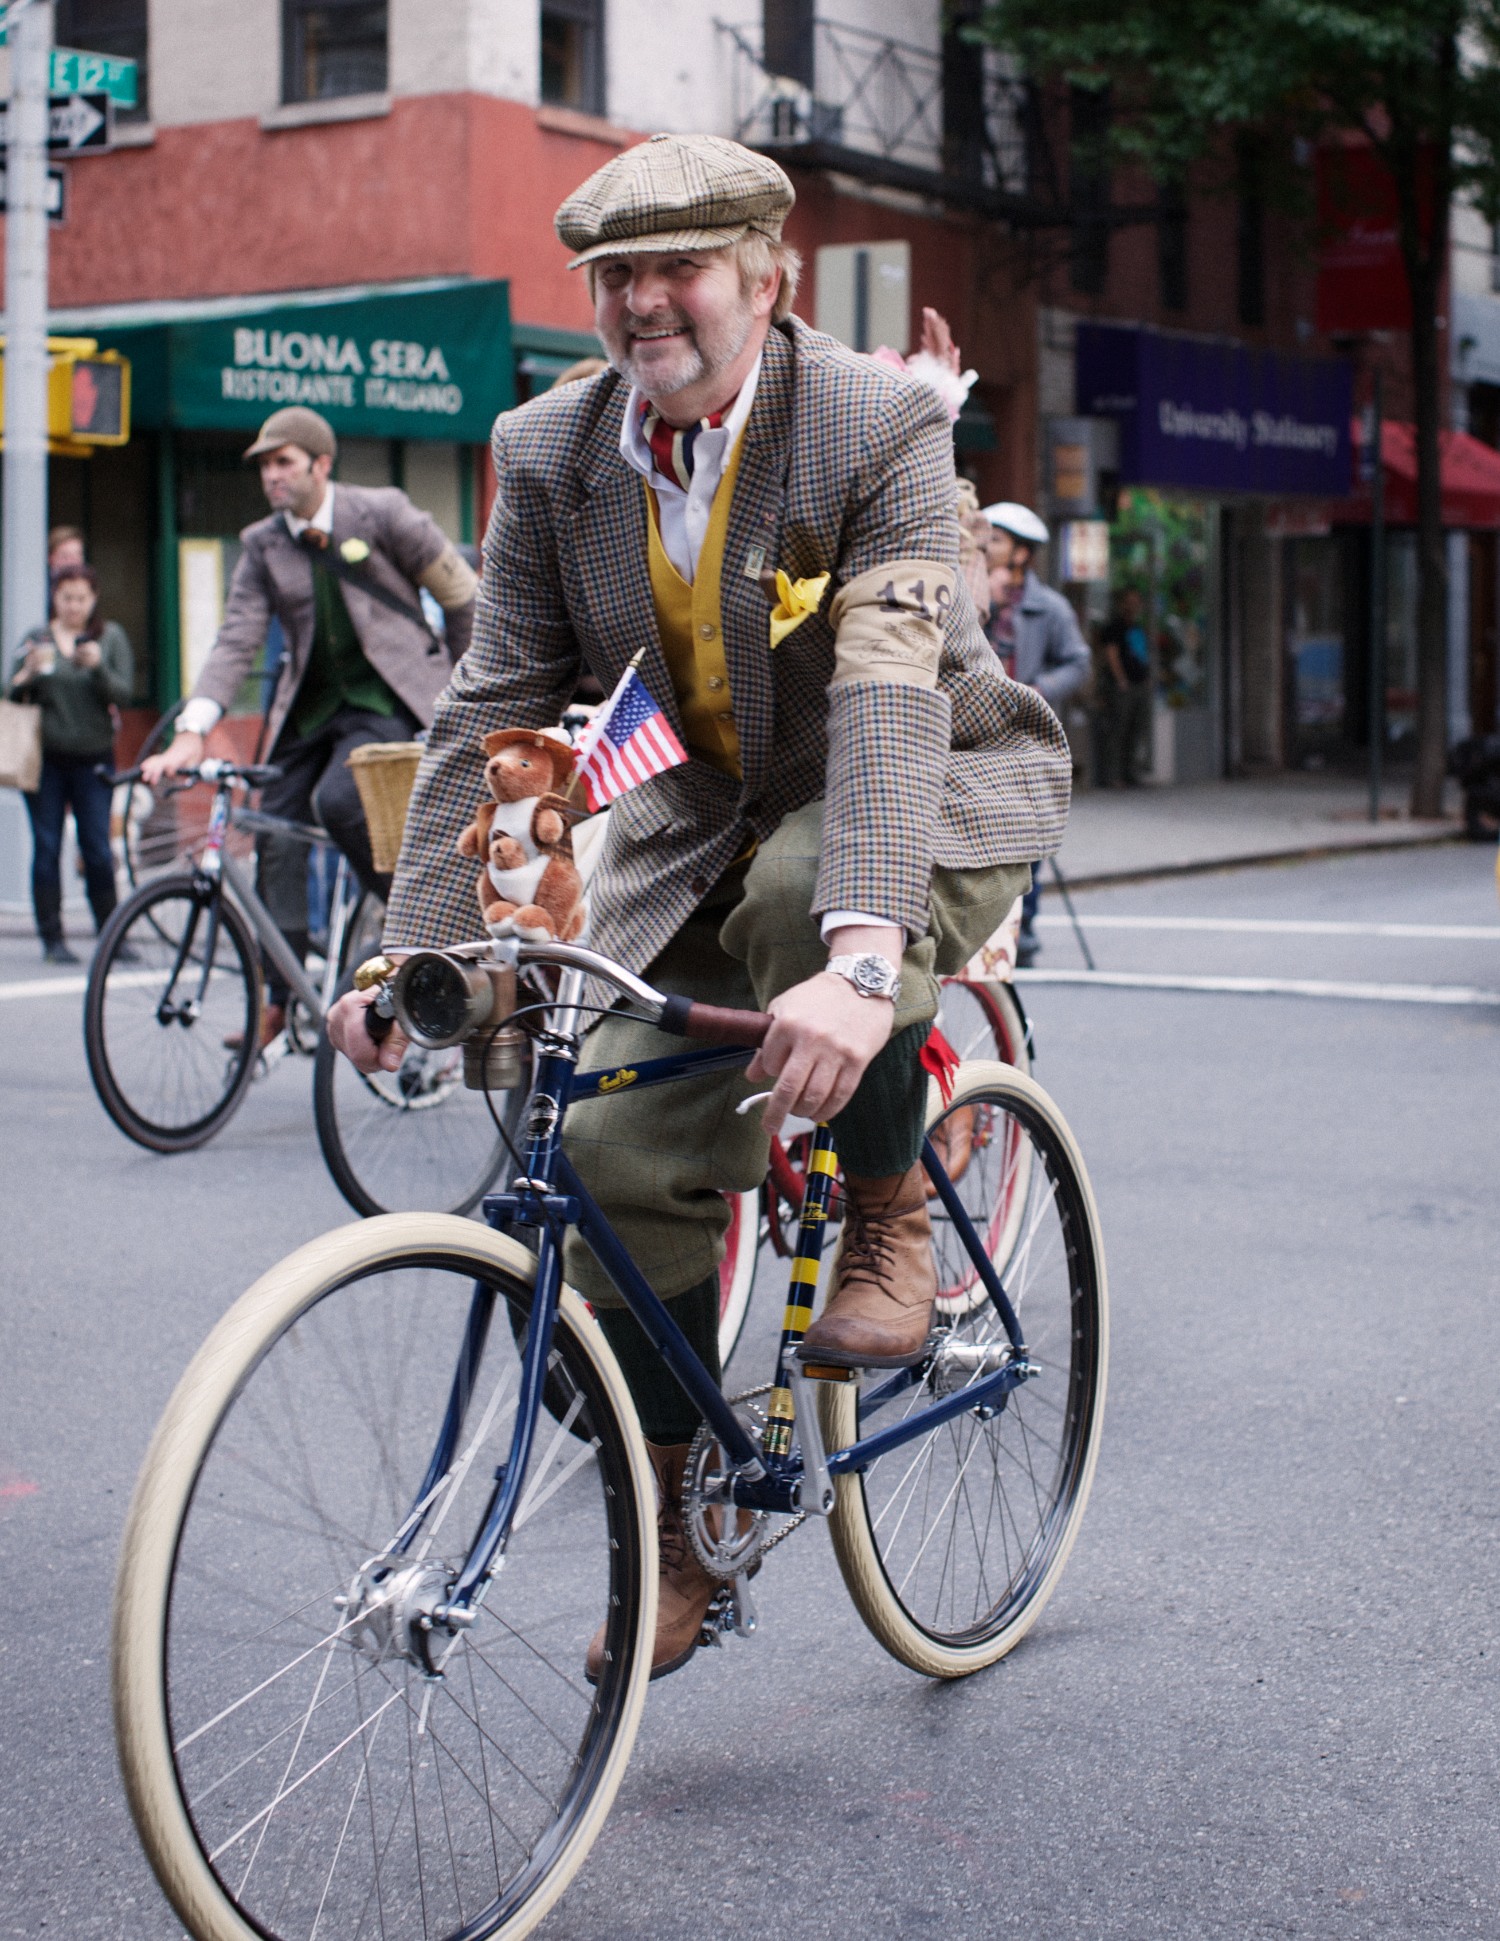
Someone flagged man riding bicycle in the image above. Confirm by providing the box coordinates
[331,133,1070,1675]
[144,405,479,1045]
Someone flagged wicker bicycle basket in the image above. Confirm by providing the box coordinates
[345,741,424,874]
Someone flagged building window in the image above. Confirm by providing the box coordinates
[763,0,814,88]
[541,0,605,116]
[1157,176,1188,313]
[54,0,148,122]
[283,1,388,105]
[941,0,986,185]
[1069,84,1111,296]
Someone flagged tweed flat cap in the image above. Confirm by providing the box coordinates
[556,133,794,269]
[244,406,337,461]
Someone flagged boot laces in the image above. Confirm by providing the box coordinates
[839,1199,899,1290]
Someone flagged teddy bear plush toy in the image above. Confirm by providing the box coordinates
[456,727,586,942]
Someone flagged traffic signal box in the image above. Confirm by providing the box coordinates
[0,335,131,455]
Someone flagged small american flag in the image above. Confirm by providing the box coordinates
[575,665,688,811]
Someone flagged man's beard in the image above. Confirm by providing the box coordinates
[605,299,755,402]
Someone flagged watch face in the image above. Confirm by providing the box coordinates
[853,955,893,995]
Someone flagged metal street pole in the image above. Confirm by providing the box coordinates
[1368,366,1386,824]
[1,0,52,905]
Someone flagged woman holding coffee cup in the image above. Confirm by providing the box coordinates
[8,565,133,963]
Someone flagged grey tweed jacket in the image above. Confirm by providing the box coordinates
[384,318,1070,973]
[189,483,471,755]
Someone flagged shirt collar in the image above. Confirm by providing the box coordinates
[285,482,335,539]
[618,350,763,486]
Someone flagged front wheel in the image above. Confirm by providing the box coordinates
[84,875,260,1152]
[820,1062,1107,1679]
[114,1214,658,1941]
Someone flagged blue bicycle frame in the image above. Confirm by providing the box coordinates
[384,948,1036,1622]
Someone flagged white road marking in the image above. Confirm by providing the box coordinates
[1015,968,1500,1007]
[1035,914,1500,941]
[0,969,162,1003]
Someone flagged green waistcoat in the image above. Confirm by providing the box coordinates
[289,558,399,740]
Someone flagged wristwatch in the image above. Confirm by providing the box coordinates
[824,952,901,1001]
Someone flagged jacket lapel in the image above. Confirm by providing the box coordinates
[720,324,794,793]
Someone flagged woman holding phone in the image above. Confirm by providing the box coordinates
[8,564,133,963]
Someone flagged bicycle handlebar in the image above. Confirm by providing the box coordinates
[656,996,772,1048]
[101,758,283,789]
[367,937,773,1051]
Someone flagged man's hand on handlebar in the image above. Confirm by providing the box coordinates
[328,987,411,1074]
[141,730,205,787]
[747,924,901,1137]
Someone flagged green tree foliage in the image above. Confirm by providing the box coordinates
[978,0,1500,812]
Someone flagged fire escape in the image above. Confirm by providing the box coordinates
[715,6,1068,228]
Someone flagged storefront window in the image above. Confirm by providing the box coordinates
[1110,489,1211,708]
[1285,535,1346,764]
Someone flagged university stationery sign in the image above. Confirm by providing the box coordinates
[1075,322,1352,498]
[168,282,515,443]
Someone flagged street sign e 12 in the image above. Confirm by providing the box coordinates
[50,49,138,108]
[0,36,140,105]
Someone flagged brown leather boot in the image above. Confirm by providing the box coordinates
[797,1164,938,1368]
[586,1439,721,1684]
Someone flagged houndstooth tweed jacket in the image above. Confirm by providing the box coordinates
[384,318,1071,973]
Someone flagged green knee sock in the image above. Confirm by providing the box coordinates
[593,1274,722,1446]
[832,1018,929,1177]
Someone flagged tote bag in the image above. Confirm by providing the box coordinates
[0,698,43,792]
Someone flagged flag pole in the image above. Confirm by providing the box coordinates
[566,648,648,807]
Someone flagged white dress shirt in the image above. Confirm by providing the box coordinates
[176,486,337,739]
[618,357,761,584]
[619,362,899,947]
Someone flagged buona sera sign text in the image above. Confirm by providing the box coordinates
[167,281,515,444]
[223,329,464,419]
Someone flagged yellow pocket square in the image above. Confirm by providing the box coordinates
[769,570,830,649]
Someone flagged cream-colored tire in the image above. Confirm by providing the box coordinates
[820,1063,1107,1679]
[113,1212,657,1941]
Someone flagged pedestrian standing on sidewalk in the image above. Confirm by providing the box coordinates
[7,565,133,963]
[1096,585,1152,787]
[981,502,1091,965]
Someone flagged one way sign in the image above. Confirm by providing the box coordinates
[0,92,113,154]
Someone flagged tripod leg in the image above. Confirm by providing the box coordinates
[1047,857,1096,972]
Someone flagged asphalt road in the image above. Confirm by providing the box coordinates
[2,840,1498,1940]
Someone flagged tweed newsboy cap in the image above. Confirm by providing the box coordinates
[556,132,794,269]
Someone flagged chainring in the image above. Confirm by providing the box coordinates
[685,1387,780,1580]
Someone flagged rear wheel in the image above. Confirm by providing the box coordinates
[113,1215,657,1941]
[84,875,260,1152]
[820,1063,1107,1678]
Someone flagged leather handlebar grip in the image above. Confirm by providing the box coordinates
[658,994,772,1046]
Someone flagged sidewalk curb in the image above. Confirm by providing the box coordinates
[1057,826,1465,891]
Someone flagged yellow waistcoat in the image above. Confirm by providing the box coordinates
[644,433,746,779]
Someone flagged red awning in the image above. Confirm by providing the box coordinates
[1338,419,1500,529]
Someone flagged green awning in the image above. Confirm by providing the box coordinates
[50,278,515,443]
